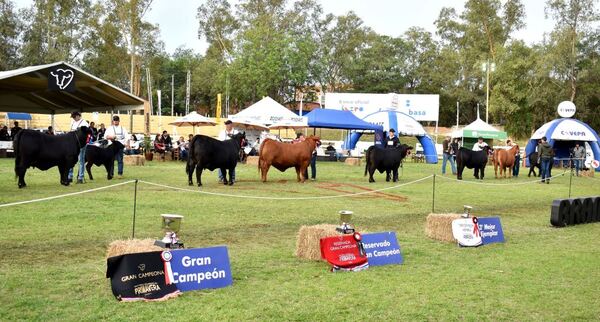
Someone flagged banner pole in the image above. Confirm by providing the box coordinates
[432,174,436,213]
[132,179,138,239]
[568,159,573,198]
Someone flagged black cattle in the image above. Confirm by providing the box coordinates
[456,146,492,180]
[14,127,91,188]
[527,152,541,177]
[364,144,413,183]
[85,141,125,180]
[187,132,245,186]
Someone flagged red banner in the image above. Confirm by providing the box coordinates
[320,235,368,271]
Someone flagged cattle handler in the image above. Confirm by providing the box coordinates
[68,111,89,184]
[104,115,130,179]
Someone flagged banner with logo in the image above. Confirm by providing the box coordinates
[106,251,180,301]
[163,246,233,292]
[320,234,368,271]
[477,217,505,244]
[324,93,439,122]
[361,232,403,266]
[48,66,76,92]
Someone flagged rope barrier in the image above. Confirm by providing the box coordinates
[0,180,136,208]
[138,175,434,200]
[435,170,569,186]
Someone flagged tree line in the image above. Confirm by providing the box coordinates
[0,0,598,138]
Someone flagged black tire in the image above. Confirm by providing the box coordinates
[593,197,600,223]
[569,198,583,225]
[550,199,568,227]
[582,198,594,223]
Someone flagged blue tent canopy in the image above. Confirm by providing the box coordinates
[304,109,383,131]
[7,112,32,120]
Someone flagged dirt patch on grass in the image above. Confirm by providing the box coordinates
[315,182,408,202]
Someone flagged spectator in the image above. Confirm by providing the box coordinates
[160,130,173,151]
[124,135,141,155]
[67,111,89,184]
[154,134,166,154]
[0,125,10,141]
[572,143,586,176]
[89,122,98,141]
[538,136,554,184]
[45,126,55,135]
[97,123,106,140]
[472,136,488,151]
[177,136,188,161]
[10,121,22,140]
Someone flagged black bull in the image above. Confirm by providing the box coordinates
[364,144,413,183]
[85,141,125,180]
[13,127,91,188]
[186,132,245,186]
[456,146,492,180]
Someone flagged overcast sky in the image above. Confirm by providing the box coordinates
[15,0,557,54]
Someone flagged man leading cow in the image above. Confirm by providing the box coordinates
[217,120,239,183]
[103,115,129,179]
[68,111,90,184]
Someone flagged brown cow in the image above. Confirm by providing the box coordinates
[258,136,320,182]
[493,145,520,178]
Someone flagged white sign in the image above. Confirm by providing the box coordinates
[557,101,576,118]
[592,160,599,169]
[451,217,482,247]
[325,93,439,122]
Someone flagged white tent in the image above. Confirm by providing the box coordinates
[451,118,507,140]
[531,118,598,141]
[229,96,306,125]
[362,111,427,136]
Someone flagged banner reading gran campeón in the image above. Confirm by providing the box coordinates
[324,93,439,122]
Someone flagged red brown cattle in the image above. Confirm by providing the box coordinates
[493,145,520,178]
[258,136,320,182]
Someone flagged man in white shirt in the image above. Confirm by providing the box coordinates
[68,111,90,184]
[104,115,129,178]
[472,136,489,151]
[218,120,239,182]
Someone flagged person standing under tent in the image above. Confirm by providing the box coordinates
[472,136,488,151]
[104,115,129,179]
[441,135,456,175]
[217,120,239,183]
[10,121,22,140]
[572,143,586,176]
[67,111,90,183]
[385,129,400,148]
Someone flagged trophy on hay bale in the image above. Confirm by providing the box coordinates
[462,205,473,218]
[154,214,185,249]
[336,210,355,234]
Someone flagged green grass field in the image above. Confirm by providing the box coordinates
[1,158,599,321]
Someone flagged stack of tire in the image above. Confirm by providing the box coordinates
[551,196,600,227]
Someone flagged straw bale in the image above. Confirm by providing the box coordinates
[106,238,164,259]
[344,158,361,166]
[295,224,341,261]
[581,169,595,177]
[124,155,145,166]
[246,156,260,166]
[425,213,462,243]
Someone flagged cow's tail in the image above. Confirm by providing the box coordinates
[364,146,373,176]
[13,131,22,180]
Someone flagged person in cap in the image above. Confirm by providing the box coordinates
[217,120,239,183]
[441,135,456,175]
[472,136,489,152]
[68,111,90,183]
[385,128,400,148]
[104,115,130,179]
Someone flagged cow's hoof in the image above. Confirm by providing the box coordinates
[197,183,202,187]
[228,181,234,186]
[62,182,70,186]
[188,182,193,186]
[369,179,375,183]
[18,183,26,189]
[223,181,228,186]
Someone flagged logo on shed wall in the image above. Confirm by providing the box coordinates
[48,67,76,92]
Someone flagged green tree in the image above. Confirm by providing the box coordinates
[0,0,21,70]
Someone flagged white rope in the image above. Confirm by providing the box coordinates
[0,180,136,208]
[435,170,569,186]
[138,175,434,200]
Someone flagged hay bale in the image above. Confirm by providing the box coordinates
[345,157,361,166]
[295,224,340,260]
[124,155,145,166]
[581,169,595,177]
[246,156,260,166]
[425,213,462,243]
[106,238,164,259]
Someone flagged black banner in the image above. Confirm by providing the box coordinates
[106,251,180,301]
[551,196,600,227]
[48,66,76,92]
